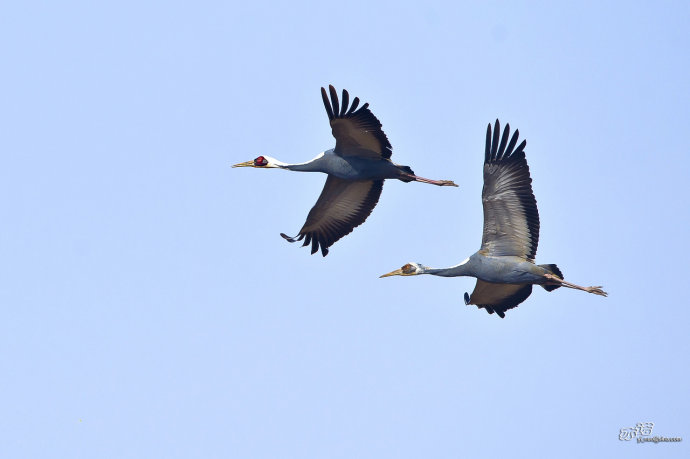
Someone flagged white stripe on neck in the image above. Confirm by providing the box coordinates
[448,257,470,268]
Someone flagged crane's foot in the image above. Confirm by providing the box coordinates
[585,286,608,297]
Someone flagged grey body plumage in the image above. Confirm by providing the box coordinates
[381,120,607,318]
[283,149,414,181]
[429,254,554,285]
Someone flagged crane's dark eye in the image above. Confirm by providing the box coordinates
[402,263,414,274]
[254,156,268,167]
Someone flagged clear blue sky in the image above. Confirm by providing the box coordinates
[1,1,689,457]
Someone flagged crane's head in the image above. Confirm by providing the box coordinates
[380,262,425,278]
[232,155,284,169]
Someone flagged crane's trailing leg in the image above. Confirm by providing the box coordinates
[403,173,458,187]
[544,273,607,297]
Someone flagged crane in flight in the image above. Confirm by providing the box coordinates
[380,120,607,318]
[233,85,457,256]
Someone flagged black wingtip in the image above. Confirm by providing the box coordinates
[504,128,519,157]
[497,122,510,159]
[464,292,470,305]
[328,85,339,120]
[348,96,360,114]
[514,139,527,156]
[486,119,527,162]
[280,233,303,243]
[490,119,500,159]
[321,87,334,120]
[340,89,349,117]
[281,231,331,256]
[485,124,492,162]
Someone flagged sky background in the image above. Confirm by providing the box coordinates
[1,1,689,457]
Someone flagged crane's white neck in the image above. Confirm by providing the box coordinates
[426,258,472,277]
[268,152,326,171]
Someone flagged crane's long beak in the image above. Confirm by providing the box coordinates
[380,268,404,278]
[232,160,254,168]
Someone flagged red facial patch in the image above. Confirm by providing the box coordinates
[254,156,267,166]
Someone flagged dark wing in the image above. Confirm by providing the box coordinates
[280,176,384,256]
[480,119,540,261]
[321,85,392,160]
[464,280,533,318]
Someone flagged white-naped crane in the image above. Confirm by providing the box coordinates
[233,85,457,256]
[380,120,607,318]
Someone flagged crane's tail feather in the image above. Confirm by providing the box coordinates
[397,165,416,182]
[540,264,563,291]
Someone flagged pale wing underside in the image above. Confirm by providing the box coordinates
[281,176,384,256]
[465,280,533,318]
[321,85,392,160]
[481,120,540,261]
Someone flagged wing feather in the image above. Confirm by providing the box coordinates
[281,177,384,256]
[464,280,533,318]
[321,85,392,160]
[480,119,539,261]
[320,87,334,120]
[329,85,340,119]
[340,89,349,116]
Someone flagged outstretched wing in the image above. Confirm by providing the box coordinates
[480,119,540,261]
[280,176,384,256]
[464,280,533,318]
[321,85,392,160]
